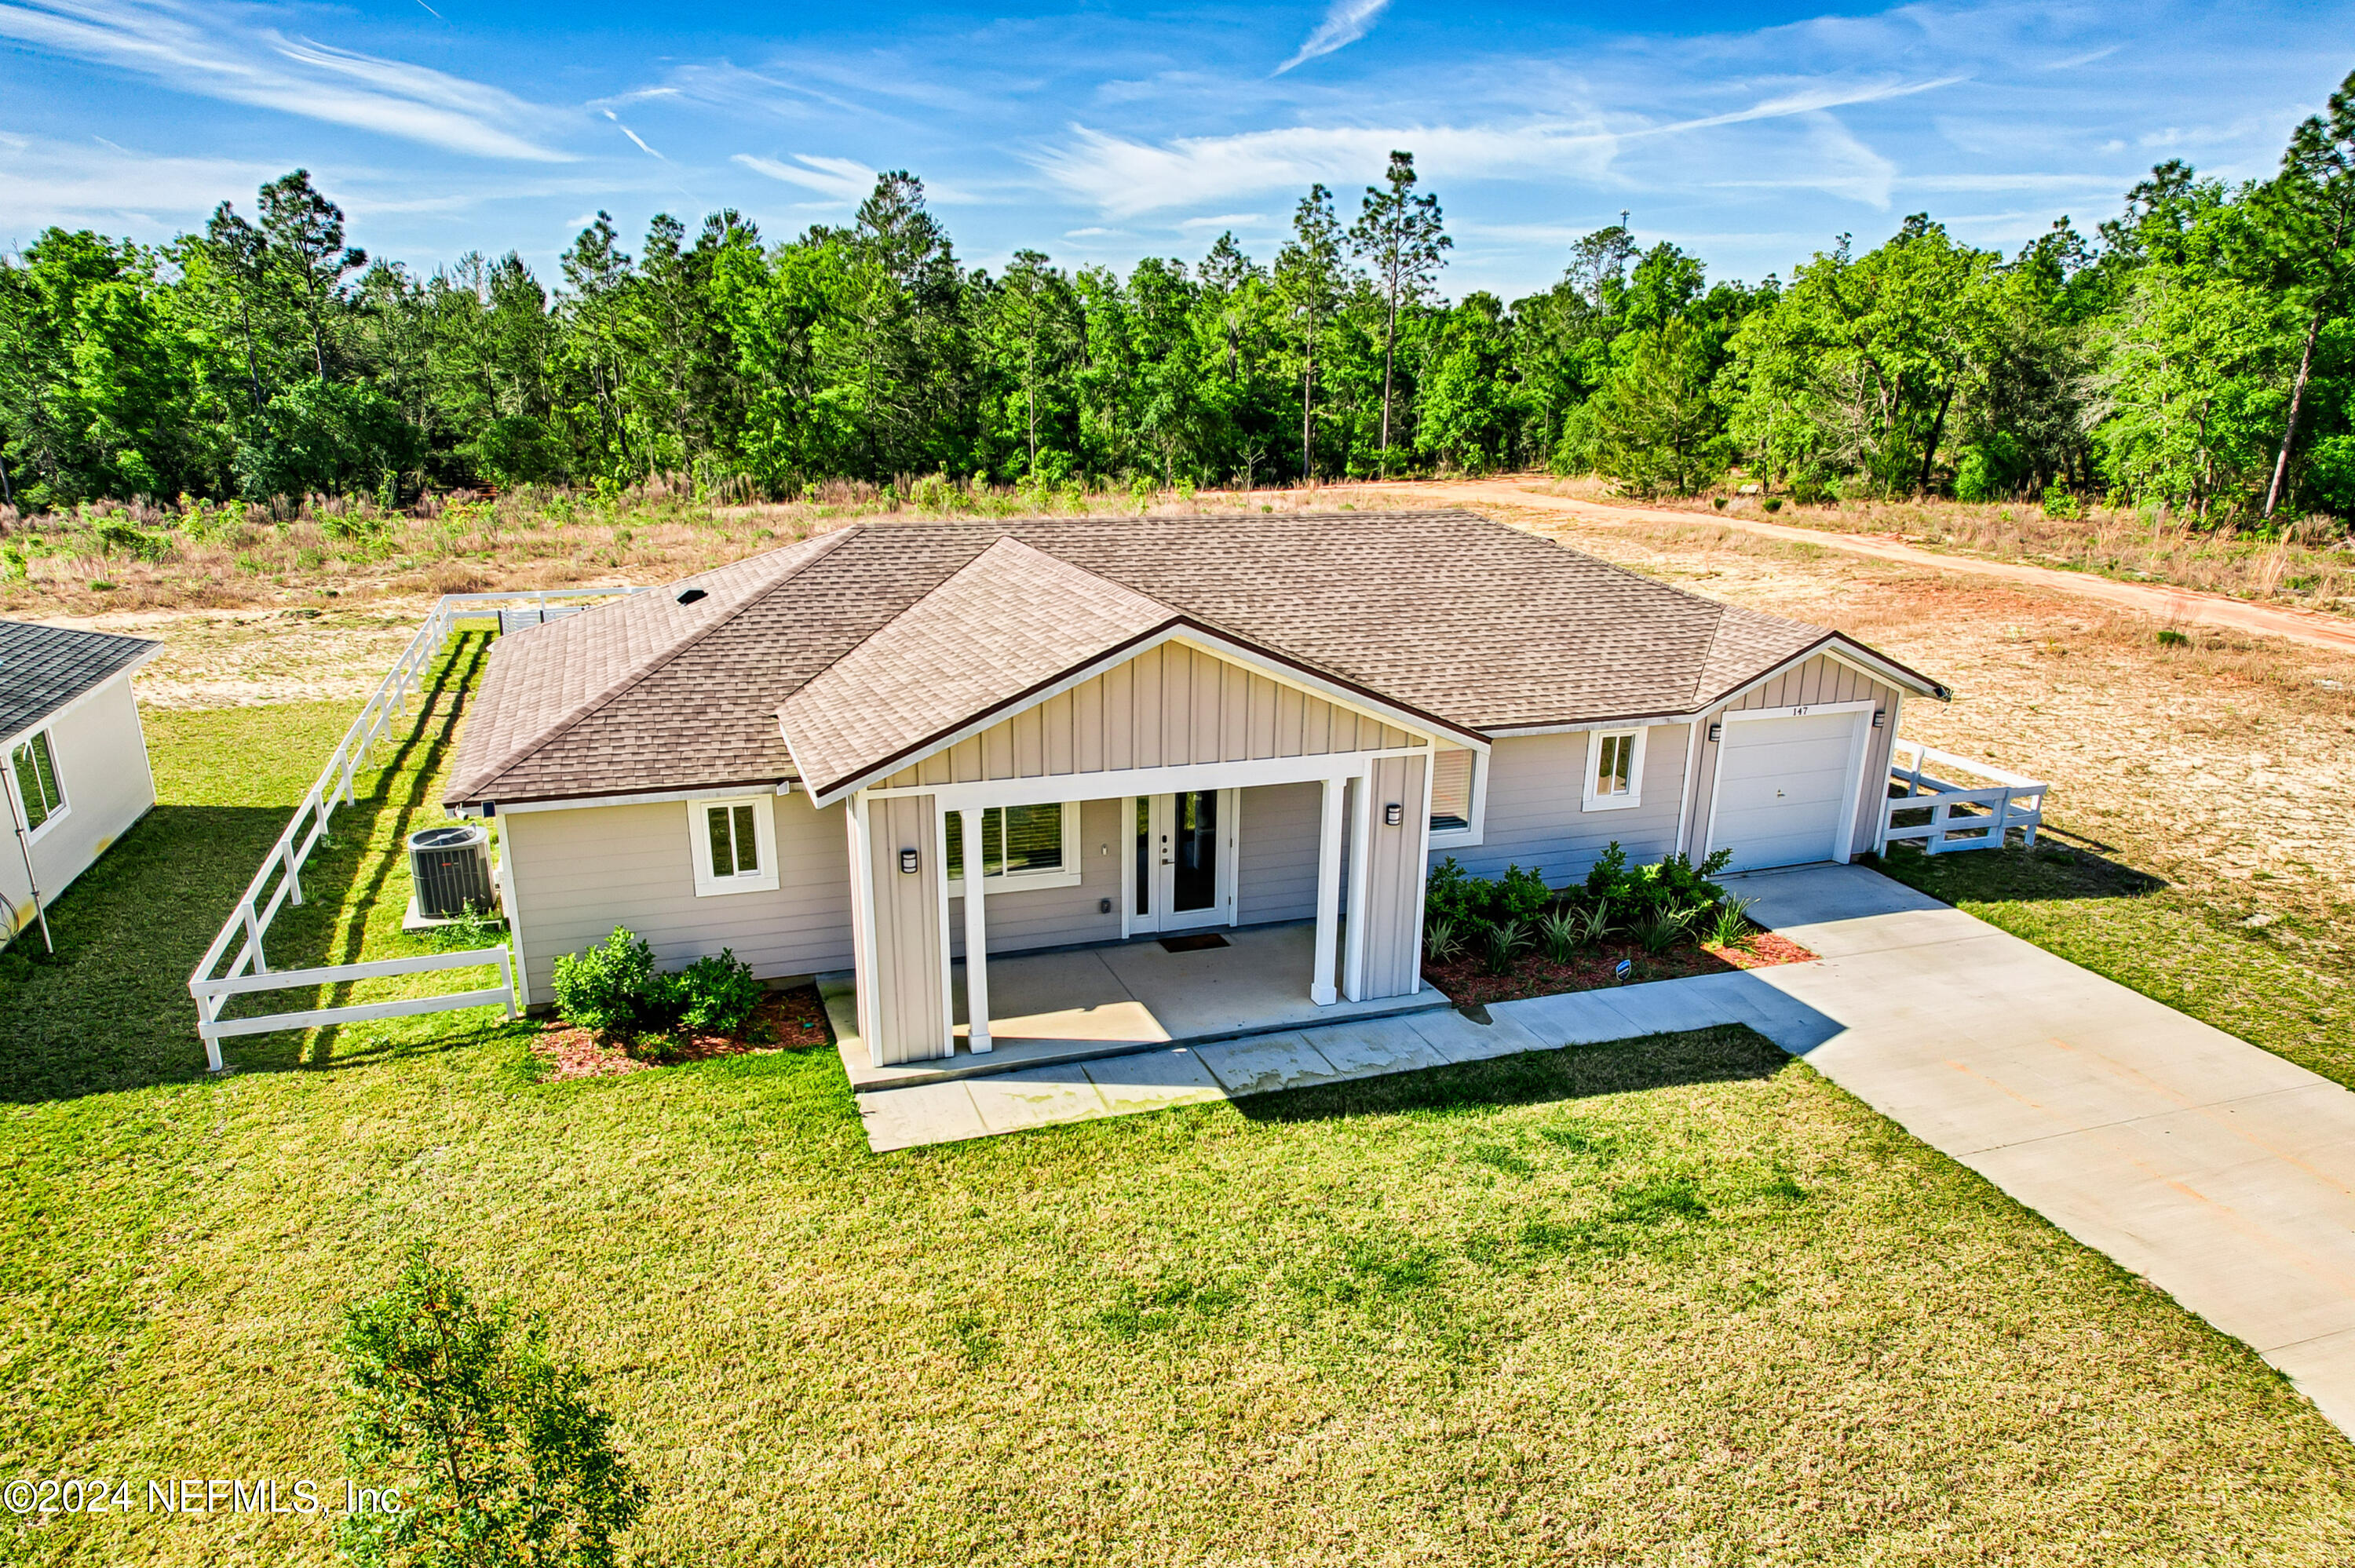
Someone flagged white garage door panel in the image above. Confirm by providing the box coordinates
[1712,711,1863,872]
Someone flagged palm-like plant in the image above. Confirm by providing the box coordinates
[1704,896,1758,950]
[1483,917,1530,975]
[1536,907,1582,965]
[1423,916,1466,966]
[1632,903,1699,955]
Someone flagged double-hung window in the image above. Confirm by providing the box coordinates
[945,802,1083,893]
[8,730,64,834]
[688,795,779,895]
[1582,727,1646,811]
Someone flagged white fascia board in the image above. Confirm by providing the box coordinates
[1484,713,1694,738]
[1,647,165,756]
[485,779,794,816]
[871,750,1371,813]
[798,622,1476,811]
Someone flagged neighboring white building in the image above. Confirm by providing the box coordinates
[1,618,162,950]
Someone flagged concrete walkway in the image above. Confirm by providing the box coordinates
[851,862,2355,1438]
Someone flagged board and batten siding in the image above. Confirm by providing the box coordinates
[1358,753,1429,998]
[1435,727,1692,888]
[864,792,947,1064]
[881,640,1421,789]
[1682,652,1902,861]
[1,670,155,939]
[502,789,853,1001]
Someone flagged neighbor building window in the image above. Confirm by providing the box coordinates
[946,802,1082,892]
[9,730,63,833]
[1583,727,1646,811]
[688,794,780,896]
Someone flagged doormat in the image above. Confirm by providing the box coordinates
[1159,933,1230,953]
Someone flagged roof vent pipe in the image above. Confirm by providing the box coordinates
[676,588,708,606]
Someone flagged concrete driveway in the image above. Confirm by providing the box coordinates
[1727,862,2355,1439]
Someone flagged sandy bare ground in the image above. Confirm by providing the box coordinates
[32,496,2352,967]
[1364,478,2355,655]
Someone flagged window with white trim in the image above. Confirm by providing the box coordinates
[945,802,1083,893]
[688,795,780,895]
[1582,727,1646,811]
[9,730,64,833]
[1427,745,1485,847]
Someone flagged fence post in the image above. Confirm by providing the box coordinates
[242,900,268,975]
[499,947,517,1019]
[282,833,304,906]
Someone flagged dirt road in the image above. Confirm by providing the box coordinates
[1358,478,2355,655]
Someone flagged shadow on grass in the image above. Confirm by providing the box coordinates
[1230,1025,1788,1126]
[0,634,504,1103]
[1869,830,2167,910]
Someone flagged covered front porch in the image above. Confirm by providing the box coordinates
[827,921,1454,1090]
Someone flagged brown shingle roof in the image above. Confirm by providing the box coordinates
[447,509,1946,807]
[779,538,1179,799]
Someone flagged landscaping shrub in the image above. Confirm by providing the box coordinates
[1705,895,1758,950]
[1422,843,1737,980]
[550,926,654,1037]
[1482,917,1530,975]
[551,927,763,1045]
[1422,916,1465,965]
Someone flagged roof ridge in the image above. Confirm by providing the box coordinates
[460,526,861,799]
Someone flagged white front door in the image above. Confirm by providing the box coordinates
[1710,709,1868,872]
[1133,790,1236,932]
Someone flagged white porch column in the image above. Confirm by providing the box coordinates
[1343,766,1374,1002]
[959,807,991,1053]
[1310,775,1344,1006]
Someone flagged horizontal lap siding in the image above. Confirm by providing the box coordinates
[885,641,1414,789]
[948,796,1123,955]
[1683,654,1902,860]
[1238,781,1320,924]
[1440,728,1692,890]
[2,673,155,933]
[506,792,853,998]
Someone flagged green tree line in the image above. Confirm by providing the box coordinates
[5,71,2353,526]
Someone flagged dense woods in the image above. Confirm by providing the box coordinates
[4,71,2353,527]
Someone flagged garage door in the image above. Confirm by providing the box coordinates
[1710,710,1864,872]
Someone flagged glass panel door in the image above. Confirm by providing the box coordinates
[1170,790,1218,913]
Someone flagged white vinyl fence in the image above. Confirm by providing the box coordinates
[1880,738,2050,855]
[187,587,647,1070]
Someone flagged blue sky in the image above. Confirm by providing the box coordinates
[3,0,2350,298]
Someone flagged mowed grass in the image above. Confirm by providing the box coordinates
[4,654,2355,1565]
[1875,837,2355,1094]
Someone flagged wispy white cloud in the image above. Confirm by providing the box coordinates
[1275,0,1390,76]
[1178,212,1265,229]
[0,133,283,240]
[0,0,567,160]
[732,151,875,202]
[602,108,663,160]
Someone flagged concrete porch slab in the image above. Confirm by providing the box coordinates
[827,921,1450,1092]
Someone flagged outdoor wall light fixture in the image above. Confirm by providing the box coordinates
[1707,722,1723,742]
[1872,709,1886,729]
[899,848,919,875]
[1384,802,1403,826]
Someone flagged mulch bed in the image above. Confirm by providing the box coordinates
[1423,930,1816,1008]
[530,983,832,1081]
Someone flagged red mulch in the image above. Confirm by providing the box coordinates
[1423,930,1816,1008]
[530,983,833,1081]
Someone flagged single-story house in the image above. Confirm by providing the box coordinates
[1,618,163,948]
[444,509,1948,1067]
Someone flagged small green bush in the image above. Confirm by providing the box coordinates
[1423,917,1466,965]
[551,926,654,1037]
[1482,918,1529,975]
[2155,628,2189,648]
[1762,498,1784,513]
[1537,907,1581,965]
[551,928,763,1043]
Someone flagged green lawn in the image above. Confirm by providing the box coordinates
[1875,837,2355,1094]
[5,656,2354,1565]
